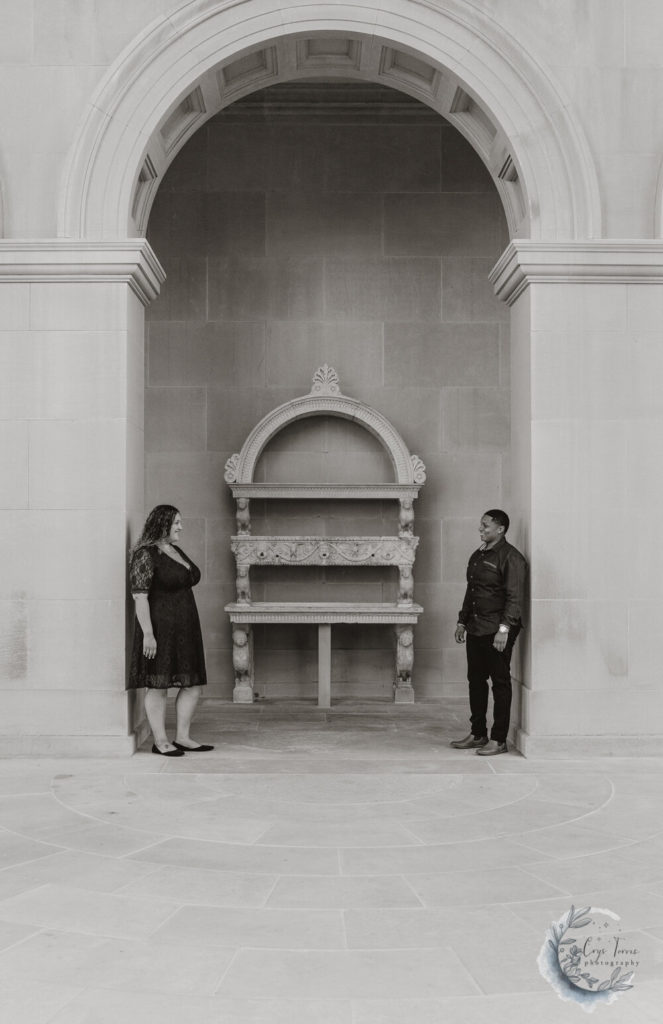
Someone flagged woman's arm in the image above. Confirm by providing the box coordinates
[133,593,157,658]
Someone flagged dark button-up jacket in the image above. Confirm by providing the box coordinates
[458,537,527,636]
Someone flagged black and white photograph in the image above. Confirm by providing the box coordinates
[0,1,661,1020]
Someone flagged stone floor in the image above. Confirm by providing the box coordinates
[0,698,662,1023]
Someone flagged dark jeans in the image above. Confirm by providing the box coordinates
[466,627,521,743]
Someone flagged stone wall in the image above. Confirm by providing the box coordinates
[145,83,509,701]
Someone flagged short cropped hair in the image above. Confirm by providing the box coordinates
[484,509,510,533]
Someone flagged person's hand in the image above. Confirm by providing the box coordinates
[454,623,466,644]
[493,630,508,652]
[143,633,157,658]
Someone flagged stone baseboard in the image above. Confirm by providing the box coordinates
[516,729,663,758]
[0,733,138,757]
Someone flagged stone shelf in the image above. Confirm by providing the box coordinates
[226,602,423,623]
[224,365,425,706]
[228,483,422,500]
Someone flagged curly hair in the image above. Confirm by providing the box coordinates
[131,505,180,556]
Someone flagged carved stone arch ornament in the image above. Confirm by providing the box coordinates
[59,0,601,242]
[224,365,426,487]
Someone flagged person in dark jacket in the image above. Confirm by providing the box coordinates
[451,509,527,756]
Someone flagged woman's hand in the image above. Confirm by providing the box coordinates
[143,632,157,659]
[454,623,466,644]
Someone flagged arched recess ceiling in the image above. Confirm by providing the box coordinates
[60,0,600,242]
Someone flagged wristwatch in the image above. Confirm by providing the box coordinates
[498,624,509,634]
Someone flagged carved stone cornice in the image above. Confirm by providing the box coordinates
[0,239,165,305]
[490,240,663,306]
[231,536,419,567]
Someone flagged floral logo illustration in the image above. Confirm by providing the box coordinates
[538,905,637,1012]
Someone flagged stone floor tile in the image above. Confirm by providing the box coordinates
[532,772,614,808]
[0,929,108,984]
[0,979,82,1024]
[46,988,236,1024]
[209,999,353,1022]
[508,887,663,937]
[0,775,53,797]
[613,836,663,869]
[0,883,178,939]
[0,831,61,869]
[509,822,634,859]
[585,807,663,840]
[266,875,422,908]
[257,820,423,847]
[118,864,278,907]
[129,836,341,874]
[0,850,160,901]
[0,917,40,951]
[351,991,653,1024]
[1,933,235,995]
[340,835,553,875]
[35,821,166,857]
[152,905,345,949]
[405,865,565,907]
[217,948,479,998]
[405,799,584,843]
[344,905,526,950]
[452,941,551,995]
[409,773,539,813]
[0,702,662,1020]
[521,849,663,893]
[0,794,91,838]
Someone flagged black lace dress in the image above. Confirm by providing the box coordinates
[128,545,207,689]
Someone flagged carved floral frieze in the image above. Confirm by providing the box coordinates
[231,536,418,566]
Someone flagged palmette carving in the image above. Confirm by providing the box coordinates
[310,364,341,395]
[224,453,240,484]
[411,455,427,484]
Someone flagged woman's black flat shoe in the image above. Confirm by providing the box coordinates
[152,744,185,757]
[173,741,214,752]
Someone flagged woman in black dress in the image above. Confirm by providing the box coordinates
[129,505,213,757]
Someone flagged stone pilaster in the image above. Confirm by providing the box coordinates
[0,240,164,755]
[492,241,663,755]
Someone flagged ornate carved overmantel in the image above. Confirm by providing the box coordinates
[224,367,426,705]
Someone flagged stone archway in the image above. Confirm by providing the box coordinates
[49,0,627,754]
[60,0,600,243]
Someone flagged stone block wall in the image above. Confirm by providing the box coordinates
[145,84,510,701]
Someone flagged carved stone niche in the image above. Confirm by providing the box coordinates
[224,365,426,706]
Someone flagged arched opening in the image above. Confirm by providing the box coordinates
[144,79,508,702]
[60,3,600,241]
[55,0,601,729]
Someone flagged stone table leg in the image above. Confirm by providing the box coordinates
[232,625,254,703]
[394,625,415,703]
[318,624,332,708]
